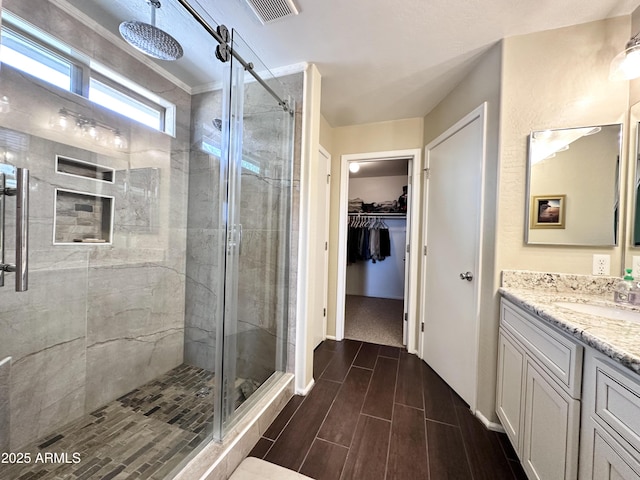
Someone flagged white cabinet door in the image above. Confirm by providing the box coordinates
[522,360,580,480]
[496,329,525,456]
[593,428,640,480]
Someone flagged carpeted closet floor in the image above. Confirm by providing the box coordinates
[344,295,403,347]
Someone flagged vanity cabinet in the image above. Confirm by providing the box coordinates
[579,349,640,479]
[497,299,583,480]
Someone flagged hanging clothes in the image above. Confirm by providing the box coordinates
[347,215,391,264]
[379,228,391,258]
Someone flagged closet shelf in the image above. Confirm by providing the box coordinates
[348,212,406,218]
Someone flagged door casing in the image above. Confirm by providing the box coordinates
[335,148,422,354]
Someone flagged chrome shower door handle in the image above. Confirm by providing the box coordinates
[15,168,28,292]
[0,168,29,292]
[0,173,5,288]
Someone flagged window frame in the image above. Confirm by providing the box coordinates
[0,11,176,136]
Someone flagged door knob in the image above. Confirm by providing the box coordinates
[459,271,473,281]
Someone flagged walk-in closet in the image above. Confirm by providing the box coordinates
[345,159,409,347]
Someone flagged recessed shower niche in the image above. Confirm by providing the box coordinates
[55,155,115,183]
[53,188,114,244]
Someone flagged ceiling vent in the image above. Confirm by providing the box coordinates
[244,0,298,25]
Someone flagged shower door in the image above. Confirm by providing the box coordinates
[218,30,294,432]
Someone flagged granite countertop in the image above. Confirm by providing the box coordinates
[499,286,640,375]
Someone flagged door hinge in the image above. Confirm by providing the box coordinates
[327,173,331,184]
[323,308,326,317]
[404,313,408,322]
[421,322,424,332]
[406,244,410,254]
[423,245,427,256]
[424,168,430,179]
[325,241,328,251]
[407,174,412,185]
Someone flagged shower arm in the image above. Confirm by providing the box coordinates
[175,0,293,116]
[148,0,160,27]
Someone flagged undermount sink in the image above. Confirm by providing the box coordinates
[554,301,640,324]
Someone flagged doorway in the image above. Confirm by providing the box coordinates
[336,149,422,352]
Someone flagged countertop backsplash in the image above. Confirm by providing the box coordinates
[501,269,619,295]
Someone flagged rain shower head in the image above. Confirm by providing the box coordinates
[119,0,184,61]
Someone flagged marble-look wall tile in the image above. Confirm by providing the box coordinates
[10,338,85,450]
[185,90,225,371]
[235,329,277,384]
[184,326,216,371]
[0,357,10,453]
[87,263,185,343]
[85,329,184,412]
[0,269,88,364]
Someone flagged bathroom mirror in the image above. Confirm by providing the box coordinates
[526,123,622,246]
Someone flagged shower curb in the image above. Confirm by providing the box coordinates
[172,373,294,480]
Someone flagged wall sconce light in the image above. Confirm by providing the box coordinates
[50,108,127,150]
[0,96,10,114]
[610,33,640,80]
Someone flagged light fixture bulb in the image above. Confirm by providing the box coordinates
[349,162,360,173]
[113,130,127,149]
[0,95,10,114]
[610,35,640,80]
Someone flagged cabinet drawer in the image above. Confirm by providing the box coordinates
[501,299,583,398]
[594,358,640,455]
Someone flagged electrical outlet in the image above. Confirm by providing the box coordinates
[633,256,640,279]
[593,254,611,276]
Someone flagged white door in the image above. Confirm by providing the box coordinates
[312,146,331,349]
[421,105,485,409]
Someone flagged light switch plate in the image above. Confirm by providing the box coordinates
[592,254,611,276]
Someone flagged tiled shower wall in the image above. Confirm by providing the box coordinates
[0,0,191,450]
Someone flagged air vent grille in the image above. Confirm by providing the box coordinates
[245,0,298,24]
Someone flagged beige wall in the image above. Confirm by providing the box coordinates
[422,42,502,423]
[630,6,640,106]
[325,118,424,337]
[497,16,630,277]
[319,114,334,152]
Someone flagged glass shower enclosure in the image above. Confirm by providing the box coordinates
[0,0,295,477]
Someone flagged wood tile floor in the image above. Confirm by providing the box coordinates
[249,339,527,480]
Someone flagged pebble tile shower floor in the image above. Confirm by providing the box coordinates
[3,364,222,480]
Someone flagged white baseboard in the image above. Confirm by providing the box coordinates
[325,335,337,341]
[295,378,315,396]
[475,410,505,433]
